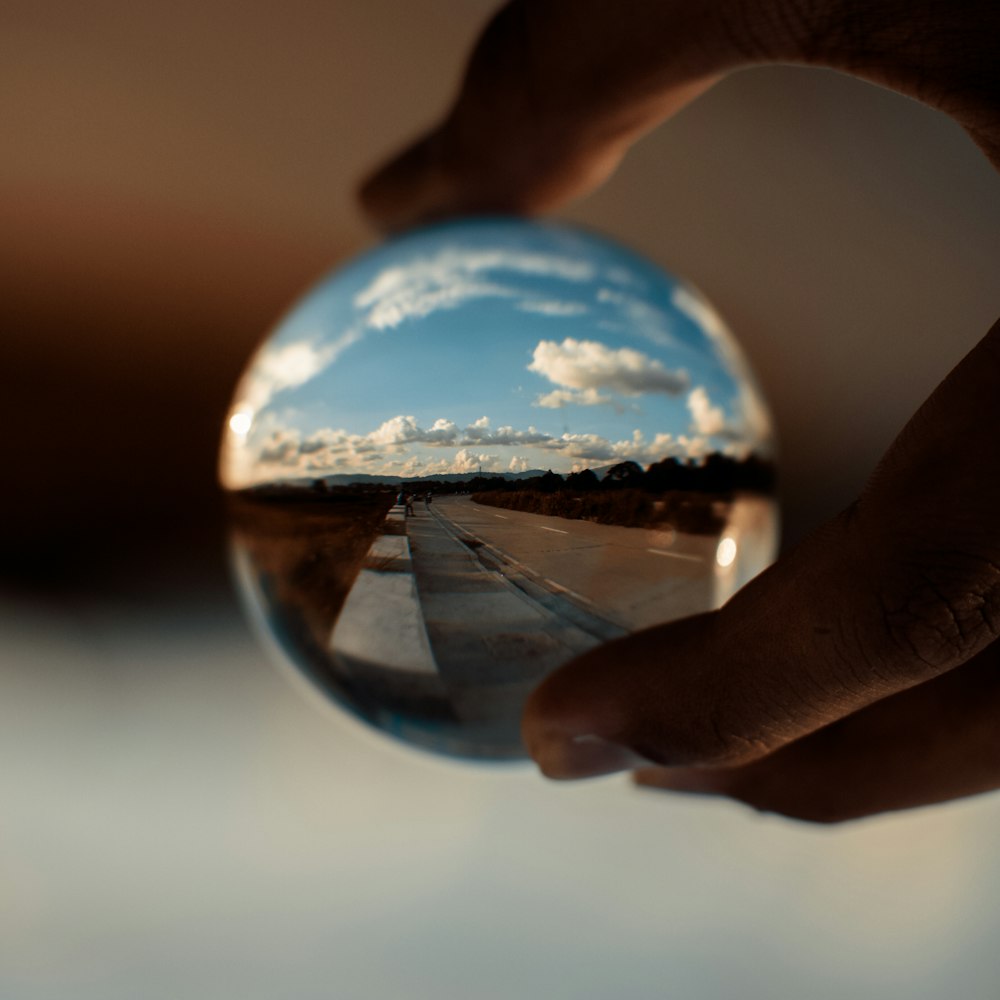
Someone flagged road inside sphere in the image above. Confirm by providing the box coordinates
[430,495,716,631]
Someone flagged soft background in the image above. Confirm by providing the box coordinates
[2,2,999,998]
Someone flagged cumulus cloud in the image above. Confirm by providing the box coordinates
[528,337,689,408]
[396,450,510,477]
[684,384,774,458]
[369,415,425,447]
[534,387,613,409]
[687,386,729,437]
[538,432,615,462]
[298,428,372,456]
[241,407,721,486]
[257,429,301,464]
[343,414,557,450]
[461,417,553,446]
[450,449,498,474]
[245,413,565,480]
[669,287,775,454]
[538,428,703,467]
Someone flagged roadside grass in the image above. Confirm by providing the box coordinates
[229,489,466,728]
[227,491,395,648]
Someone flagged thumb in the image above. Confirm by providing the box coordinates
[523,320,1000,779]
[521,520,876,778]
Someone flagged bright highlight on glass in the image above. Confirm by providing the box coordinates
[716,536,738,568]
[228,409,252,436]
[220,219,779,760]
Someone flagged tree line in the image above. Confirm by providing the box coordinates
[441,452,775,498]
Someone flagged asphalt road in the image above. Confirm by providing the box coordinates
[431,495,718,631]
[327,496,726,749]
[405,504,608,729]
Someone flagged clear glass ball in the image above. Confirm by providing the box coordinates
[221,219,778,761]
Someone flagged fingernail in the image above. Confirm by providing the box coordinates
[532,733,655,780]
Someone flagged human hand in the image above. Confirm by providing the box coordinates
[360,0,1000,823]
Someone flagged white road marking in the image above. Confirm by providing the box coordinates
[539,526,569,534]
[647,548,703,562]
[543,577,596,606]
[494,514,508,519]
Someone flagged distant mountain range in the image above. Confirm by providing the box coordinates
[321,469,550,485]
[250,469,553,491]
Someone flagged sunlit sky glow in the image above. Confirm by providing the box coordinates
[222,220,773,488]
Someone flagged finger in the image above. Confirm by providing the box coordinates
[634,638,1000,824]
[523,319,1000,778]
[360,0,1000,232]
[359,0,736,232]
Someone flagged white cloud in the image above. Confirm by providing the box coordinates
[596,288,678,348]
[257,429,301,464]
[671,284,772,439]
[516,299,589,317]
[238,408,722,486]
[688,386,729,437]
[604,265,645,289]
[671,285,729,345]
[528,337,689,408]
[678,434,712,460]
[450,449,497,474]
[369,414,424,447]
[365,279,517,330]
[537,428,703,468]
[234,332,359,413]
[463,423,553,446]
[670,285,775,455]
[539,432,615,462]
[685,385,774,458]
[534,387,613,409]
[352,246,596,332]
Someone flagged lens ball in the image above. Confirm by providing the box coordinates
[221,219,778,760]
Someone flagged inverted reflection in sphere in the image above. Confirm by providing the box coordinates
[220,219,778,761]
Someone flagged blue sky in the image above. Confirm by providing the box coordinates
[221,219,773,487]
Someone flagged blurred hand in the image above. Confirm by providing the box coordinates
[360,0,1000,824]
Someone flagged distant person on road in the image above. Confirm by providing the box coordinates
[395,488,414,516]
[361,0,1000,824]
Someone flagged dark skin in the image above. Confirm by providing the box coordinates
[360,0,1000,824]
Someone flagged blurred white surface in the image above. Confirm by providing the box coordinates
[3,599,999,1000]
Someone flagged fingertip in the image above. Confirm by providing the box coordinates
[522,666,659,779]
[529,732,656,781]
